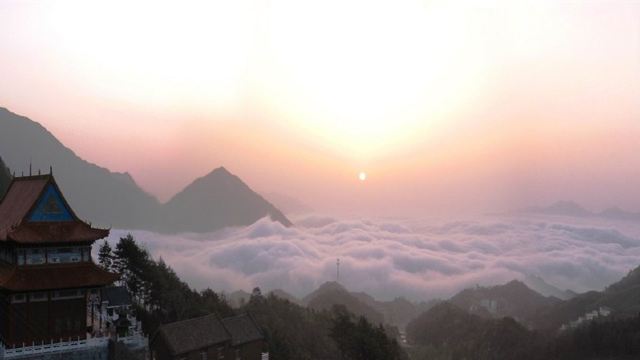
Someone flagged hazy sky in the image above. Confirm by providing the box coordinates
[1,0,639,215]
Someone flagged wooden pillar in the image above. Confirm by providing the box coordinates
[7,301,13,347]
[47,291,52,342]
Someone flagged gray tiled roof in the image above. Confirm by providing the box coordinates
[159,314,231,355]
[156,313,264,355]
[222,314,264,346]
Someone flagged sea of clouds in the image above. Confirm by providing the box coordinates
[101,214,640,302]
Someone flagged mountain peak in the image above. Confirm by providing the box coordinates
[304,281,385,324]
[163,166,292,232]
[210,166,231,175]
[520,201,591,217]
[317,281,348,293]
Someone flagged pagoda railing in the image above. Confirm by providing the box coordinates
[1,336,109,358]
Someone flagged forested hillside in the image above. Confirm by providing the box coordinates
[99,235,407,360]
[407,301,640,360]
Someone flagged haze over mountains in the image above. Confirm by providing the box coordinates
[435,261,640,332]
[0,107,290,232]
[518,200,640,222]
[228,281,438,329]
[223,260,640,336]
[522,274,576,301]
[449,280,562,327]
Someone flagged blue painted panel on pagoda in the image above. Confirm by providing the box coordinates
[28,184,74,222]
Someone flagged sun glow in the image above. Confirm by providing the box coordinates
[257,0,487,158]
[40,0,487,159]
[359,172,367,182]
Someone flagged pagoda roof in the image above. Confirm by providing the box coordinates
[0,174,109,244]
[0,262,119,292]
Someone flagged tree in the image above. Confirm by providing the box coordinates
[0,157,11,199]
[113,234,153,303]
[98,240,114,271]
[250,287,264,304]
[330,305,407,360]
[109,234,233,335]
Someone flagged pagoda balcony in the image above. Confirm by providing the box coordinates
[0,328,147,358]
[1,335,109,358]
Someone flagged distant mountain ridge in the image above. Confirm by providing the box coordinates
[518,200,640,221]
[350,291,438,329]
[303,282,386,325]
[0,107,291,232]
[407,263,640,332]
[449,280,561,326]
[522,274,576,301]
[533,263,640,329]
[302,281,437,328]
[0,107,160,229]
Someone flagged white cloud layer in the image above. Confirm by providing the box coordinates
[102,214,640,301]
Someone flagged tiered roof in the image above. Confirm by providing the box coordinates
[0,173,118,292]
[0,174,109,244]
[0,262,118,291]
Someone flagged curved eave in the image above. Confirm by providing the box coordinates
[0,262,119,292]
[1,222,110,245]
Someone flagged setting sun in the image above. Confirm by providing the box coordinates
[359,172,367,182]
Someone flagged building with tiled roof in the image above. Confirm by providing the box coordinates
[150,313,267,360]
[0,173,119,353]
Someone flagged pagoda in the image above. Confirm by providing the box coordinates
[0,173,118,349]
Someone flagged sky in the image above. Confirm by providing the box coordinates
[1,0,639,215]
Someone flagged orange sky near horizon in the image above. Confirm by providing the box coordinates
[0,0,639,215]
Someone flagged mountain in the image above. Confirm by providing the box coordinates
[0,107,291,232]
[598,207,640,221]
[406,302,540,359]
[160,167,291,233]
[449,280,561,325]
[519,200,640,222]
[0,107,160,229]
[533,263,640,330]
[350,292,438,329]
[0,157,11,198]
[522,274,576,301]
[303,282,385,325]
[302,282,436,329]
[521,201,592,217]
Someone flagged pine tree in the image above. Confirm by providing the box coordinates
[98,240,113,271]
[114,234,152,303]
